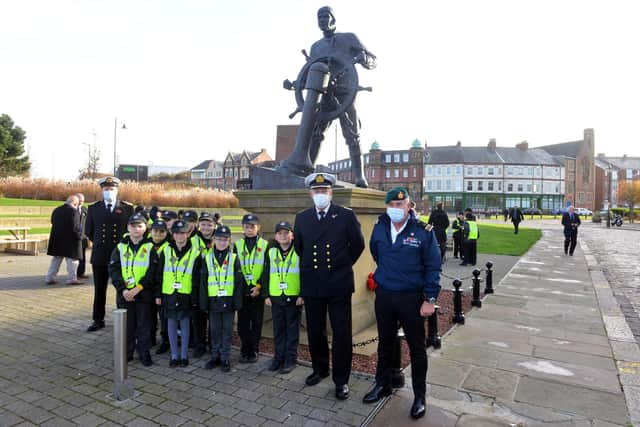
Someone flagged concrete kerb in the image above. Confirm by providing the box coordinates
[581,238,640,426]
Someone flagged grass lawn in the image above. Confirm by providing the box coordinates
[0,227,51,236]
[477,223,542,256]
[0,197,61,206]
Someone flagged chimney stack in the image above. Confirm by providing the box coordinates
[488,138,496,152]
[516,140,528,151]
[456,140,462,147]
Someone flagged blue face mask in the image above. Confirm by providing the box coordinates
[386,207,406,223]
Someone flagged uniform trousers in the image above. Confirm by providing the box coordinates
[191,310,208,352]
[564,230,578,255]
[210,311,234,361]
[271,297,301,364]
[168,317,190,360]
[237,296,264,357]
[374,288,427,399]
[117,300,151,358]
[46,256,79,283]
[91,264,110,323]
[463,240,477,265]
[304,294,352,386]
[453,232,462,258]
[77,239,88,277]
[513,221,520,234]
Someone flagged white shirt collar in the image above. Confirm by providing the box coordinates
[390,218,409,244]
[315,202,331,219]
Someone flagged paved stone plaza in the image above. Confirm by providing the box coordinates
[1,222,639,426]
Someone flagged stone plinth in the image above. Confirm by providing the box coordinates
[235,187,386,335]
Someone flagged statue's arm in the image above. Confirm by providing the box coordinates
[347,33,377,70]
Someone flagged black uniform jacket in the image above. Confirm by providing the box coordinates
[108,235,159,305]
[85,200,134,265]
[199,248,244,313]
[293,203,365,298]
[47,204,83,259]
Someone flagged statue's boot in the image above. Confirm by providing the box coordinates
[349,144,368,188]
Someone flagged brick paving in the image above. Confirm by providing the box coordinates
[0,254,377,426]
[581,223,640,340]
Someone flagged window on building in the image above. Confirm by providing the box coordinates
[456,166,462,175]
[371,169,375,177]
[507,183,513,192]
[364,155,369,164]
[488,167,494,176]
[555,184,560,193]
[517,183,523,192]
[241,168,249,179]
[385,169,390,178]
[426,166,433,176]
[467,167,473,175]
[497,167,502,175]
[446,180,452,190]
[455,181,462,191]
[488,182,494,191]
[533,184,538,193]
[402,153,409,162]
[477,167,483,175]
[436,180,442,190]
[528,167,534,176]
[477,181,483,191]
[627,169,633,180]
[427,180,433,190]
[385,154,391,163]
[446,166,451,176]
[413,168,417,178]
[517,167,523,176]
[394,153,400,163]
[394,169,399,178]
[577,192,584,202]
[467,181,473,191]
[507,167,514,176]
[498,181,502,191]
[402,169,408,178]
[234,168,238,178]
[587,192,593,202]
[568,161,575,171]
[436,166,442,176]
[526,183,532,192]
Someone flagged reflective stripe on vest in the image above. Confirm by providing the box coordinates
[234,238,268,285]
[118,242,153,289]
[452,218,462,234]
[268,247,300,297]
[162,245,199,295]
[204,251,235,297]
[154,241,168,255]
[467,221,478,240]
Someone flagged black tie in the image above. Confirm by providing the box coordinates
[107,203,112,213]
[319,210,325,220]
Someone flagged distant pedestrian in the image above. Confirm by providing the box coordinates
[427,202,450,261]
[561,206,581,256]
[503,208,509,222]
[509,206,524,234]
[461,212,479,266]
[75,193,89,279]
[451,211,465,259]
[46,195,83,285]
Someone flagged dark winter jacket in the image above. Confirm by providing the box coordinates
[47,204,82,259]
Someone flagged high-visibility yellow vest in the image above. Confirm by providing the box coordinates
[153,241,169,255]
[467,221,478,240]
[234,238,268,286]
[161,244,199,295]
[117,242,153,289]
[204,250,236,298]
[268,247,300,297]
[452,218,462,234]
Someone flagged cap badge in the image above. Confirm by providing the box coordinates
[398,191,404,199]
[316,175,325,183]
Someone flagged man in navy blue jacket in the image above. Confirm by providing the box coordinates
[364,187,442,420]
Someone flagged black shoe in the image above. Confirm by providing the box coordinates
[569,253,574,256]
[140,355,153,367]
[410,396,426,419]
[247,354,258,363]
[169,358,179,368]
[459,262,468,266]
[221,360,231,372]
[268,359,282,372]
[86,321,105,332]
[238,355,250,364]
[180,358,189,367]
[156,342,170,355]
[127,354,134,362]
[363,384,392,404]
[279,361,296,374]
[305,371,329,386]
[205,358,221,370]
[391,371,405,389]
[193,348,206,359]
[335,384,349,400]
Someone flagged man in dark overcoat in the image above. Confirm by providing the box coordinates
[46,195,83,285]
[85,177,133,331]
[561,205,581,256]
[293,172,365,400]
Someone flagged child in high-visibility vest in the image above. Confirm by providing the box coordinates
[108,213,158,366]
[150,219,170,354]
[265,221,303,374]
[200,225,243,372]
[234,214,269,363]
[154,220,201,367]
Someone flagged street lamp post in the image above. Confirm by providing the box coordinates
[113,118,127,176]
[606,166,612,228]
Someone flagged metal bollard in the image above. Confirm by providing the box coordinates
[426,305,441,349]
[452,279,465,324]
[113,309,133,401]
[472,269,482,308]
[484,261,494,294]
[391,326,405,388]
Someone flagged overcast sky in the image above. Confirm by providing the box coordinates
[1,0,639,180]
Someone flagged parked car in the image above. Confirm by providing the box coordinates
[575,208,593,216]
[551,208,568,215]
[522,208,543,215]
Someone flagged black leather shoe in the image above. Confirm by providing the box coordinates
[155,341,170,355]
[169,358,179,368]
[363,384,392,403]
[305,371,329,386]
[279,361,296,374]
[335,384,349,400]
[205,358,221,370]
[86,321,105,332]
[247,354,258,363]
[127,354,134,362]
[268,359,282,372]
[238,355,250,364]
[410,396,426,419]
[180,358,189,367]
[140,355,153,367]
[221,360,231,372]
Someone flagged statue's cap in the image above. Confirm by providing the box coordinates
[317,6,334,17]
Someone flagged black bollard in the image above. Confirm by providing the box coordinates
[484,261,494,294]
[452,279,465,324]
[472,269,482,308]
[391,326,405,388]
[426,305,441,349]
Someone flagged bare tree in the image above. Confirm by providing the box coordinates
[79,143,101,179]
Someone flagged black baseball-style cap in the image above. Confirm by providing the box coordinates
[214,225,231,237]
[151,219,168,231]
[242,214,259,225]
[171,220,190,233]
[275,221,293,232]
